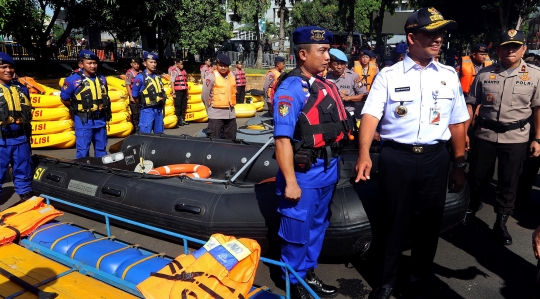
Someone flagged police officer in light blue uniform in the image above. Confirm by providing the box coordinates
[0,52,33,203]
[131,52,165,134]
[60,50,110,159]
[274,26,352,299]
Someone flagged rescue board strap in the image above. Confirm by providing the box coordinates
[50,229,94,250]
[4,226,21,244]
[121,253,164,279]
[151,271,204,282]
[70,236,114,259]
[96,244,139,269]
[0,212,16,224]
[28,222,69,241]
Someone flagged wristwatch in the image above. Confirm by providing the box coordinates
[534,138,540,144]
[454,162,467,169]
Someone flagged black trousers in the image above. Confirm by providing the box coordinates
[377,145,449,289]
[129,102,140,131]
[174,90,188,120]
[207,118,237,140]
[468,137,527,215]
[236,86,246,104]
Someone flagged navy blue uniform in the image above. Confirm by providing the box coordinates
[131,70,164,134]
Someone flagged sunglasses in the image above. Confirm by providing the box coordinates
[415,30,447,39]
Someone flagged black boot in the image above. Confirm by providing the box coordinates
[368,287,393,299]
[290,283,312,299]
[305,269,338,298]
[19,192,33,202]
[181,118,189,125]
[493,213,512,245]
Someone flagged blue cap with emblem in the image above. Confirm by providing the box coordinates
[79,49,99,61]
[395,42,408,54]
[143,51,159,60]
[275,56,285,63]
[292,26,333,44]
[329,48,348,63]
[0,52,15,66]
[216,53,231,66]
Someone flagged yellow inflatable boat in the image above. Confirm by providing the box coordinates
[187,82,203,94]
[105,76,126,90]
[187,94,203,104]
[186,102,206,112]
[29,94,64,108]
[184,110,208,122]
[31,131,75,149]
[111,101,128,113]
[110,111,131,124]
[31,120,73,135]
[164,115,178,129]
[252,101,264,112]
[107,122,133,137]
[32,108,70,121]
[235,103,257,118]
[166,96,174,106]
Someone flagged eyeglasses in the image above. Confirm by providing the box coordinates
[416,30,447,40]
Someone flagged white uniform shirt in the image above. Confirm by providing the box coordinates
[362,54,469,145]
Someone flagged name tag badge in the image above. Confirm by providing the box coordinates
[429,107,441,125]
[395,87,410,92]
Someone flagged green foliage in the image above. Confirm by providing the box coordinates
[292,0,344,32]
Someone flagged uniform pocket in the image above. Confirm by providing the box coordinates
[512,86,534,108]
[278,202,309,245]
[481,86,500,107]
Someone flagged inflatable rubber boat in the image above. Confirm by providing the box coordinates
[31,134,469,257]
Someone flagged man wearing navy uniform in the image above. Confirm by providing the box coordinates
[355,8,468,299]
[61,50,110,159]
[325,48,367,121]
[0,52,33,203]
[131,52,166,134]
[274,26,352,299]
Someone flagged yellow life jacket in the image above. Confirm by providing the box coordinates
[73,72,109,113]
[211,70,236,108]
[137,233,261,299]
[0,196,63,246]
[266,68,281,98]
[0,83,32,126]
[353,63,378,91]
[459,56,493,94]
[141,72,166,107]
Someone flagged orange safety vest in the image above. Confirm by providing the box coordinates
[353,63,378,91]
[266,68,281,98]
[211,70,236,108]
[459,55,493,94]
[137,233,261,299]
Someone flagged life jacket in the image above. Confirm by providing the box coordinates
[72,71,110,114]
[0,83,33,127]
[18,77,46,94]
[126,68,138,85]
[266,68,281,99]
[140,71,166,107]
[274,68,353,150]
[137,233,261,299]
[459,55,493,94]
[353,63,378,91]
[172,67,188,91]
[211,70,236,108]
[235,69,246,87]
[0,196,63,246]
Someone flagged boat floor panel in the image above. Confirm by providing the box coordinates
[0,243,138,298]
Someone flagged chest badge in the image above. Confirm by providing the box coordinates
[395,104,408,117]
[489,74,497,79]
[520,72,530,81]
[486,94,494,102]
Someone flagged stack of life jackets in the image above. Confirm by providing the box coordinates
[137,233,261,299]
[0,196,63,246]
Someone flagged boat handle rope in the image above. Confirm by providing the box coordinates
[95,244,139,269]
[121,253,165,279]
[28,222,71,242]
[70,236,115,259]
[50,229,94,250]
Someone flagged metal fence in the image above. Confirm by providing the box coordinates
[218,51,296,68]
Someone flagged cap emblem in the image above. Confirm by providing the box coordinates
[508,29,517,38]
[479,46,486,52]
[310,30,326,41]
[84,53,91,59]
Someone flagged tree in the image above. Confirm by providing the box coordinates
[292,0,344,33]
[229,0,272,68]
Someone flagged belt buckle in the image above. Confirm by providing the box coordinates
[412,146,424,154]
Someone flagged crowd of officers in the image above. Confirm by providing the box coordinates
[2,6,540,299]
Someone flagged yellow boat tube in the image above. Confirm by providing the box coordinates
[31,131,76,149]
[184,110,208,122]
[111,101,128,113]
[252,101,264,112]
[187,94,202,104]
[32,107,70,121]
[186,102,206,112]
[235,103,257,118]
[164,115,178,129]
[29,94,64,108]
[107,122,134,137]
[166,96,174,106]
[109,111,131,124]
[165,105,175,117]
[187,82,203,94]
[31,120,73,135]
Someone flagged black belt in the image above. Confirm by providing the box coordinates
[1,130,25,138]
[76,111,102,120]
[476,117,527,133]
[383,141,445,154]
[313,146,341,159]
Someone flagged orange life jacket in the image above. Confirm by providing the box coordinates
[211,70,236,108]
[459,56,493,94]
[266,68,281,98]
[137,233,261,299]
[18,77,46,95]
[353,63,378,91]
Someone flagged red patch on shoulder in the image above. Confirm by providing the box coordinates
[205,79,211,87]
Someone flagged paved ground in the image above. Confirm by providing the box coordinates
[1,114,539,298]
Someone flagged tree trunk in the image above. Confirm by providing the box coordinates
[346,0,354,53]
[254,14,263,68]
[373,4,386,52]
[278,2,285,54]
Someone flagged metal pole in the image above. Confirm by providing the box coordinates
[230,137,274,182]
